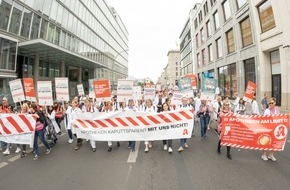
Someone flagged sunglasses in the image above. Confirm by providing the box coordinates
[269,102,275,104]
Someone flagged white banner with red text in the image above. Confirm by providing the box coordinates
[73,109,194,141]
[0,114,36,146]
[221,114,289,151]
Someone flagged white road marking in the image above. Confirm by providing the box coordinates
[0,162,8,169]
[8,155,20,162]
[127,141,140,163]
[288,140,290,143]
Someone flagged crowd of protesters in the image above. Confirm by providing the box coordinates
[0,90,287,162]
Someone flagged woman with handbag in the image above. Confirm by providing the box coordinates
[31,103,51,160]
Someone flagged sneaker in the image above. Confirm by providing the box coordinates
[33,154,39,160]
[92,148,96,152]
[3,149,10,155]
[148,142,152,148]
[15,147,21,153]
[227,154,232,160]
[168,147,173,153]
[74,144,80,150]
[145,145,149,153]
[268,155,277,162]
[163,144,168,150]
[68,139,73,144]
[261,155,268,161]
[117,142,120,147]
[21,151,27,158]
[178,146,184,152]
[46,149,51,155]
[108,146,112,152]
[217,149,221,154]
[184,143,189,148]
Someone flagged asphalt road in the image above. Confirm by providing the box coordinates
[1,122,290,190]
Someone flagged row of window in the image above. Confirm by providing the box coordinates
[195,0,276,35]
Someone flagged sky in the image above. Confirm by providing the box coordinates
[107,0,202,82]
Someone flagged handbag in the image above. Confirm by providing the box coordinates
[35,121,44,131]
[55,111,64,119]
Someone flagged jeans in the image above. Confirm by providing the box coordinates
[33,128,50,156]
[129,141,136,151]
[67,129,73,139]
[200,115,209,138]
[180,138,187,147]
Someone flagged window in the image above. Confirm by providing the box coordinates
[197,53,200,67]
[213,11,220,30]
[222,0,231,21]
[236,0,247,9]
[0,36,17,70]
[199,11,203,23]
[240,17,253,47]
[218,63,237,98]
[202,49,206,65]
[206,20,211,37]
[216,38,223,58]
[196,34,199,48]
[30,14,41,39]
[204,1,209,16]
[226,29,235,53]
[20,8,33,38]
[208,44,213,62]
[258,0,276,33]
[40,19,48,40]
[244,58,256,87]
[201,28,205,44]
[211,0,217,6]
[194,18,198,29]
[9,2,23,35]
[0,0,12,30]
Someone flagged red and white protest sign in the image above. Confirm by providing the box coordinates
[243,81,256,102]
[184,73,197,90]
[93,79,111,102]
[117,79,133,102]
[23,78,36,102]
[9,79,25,103]
[73,108,194,141]
[221,114,289,151]
[0,114,36,146]
[55,77,69,101]
[143,86,155,100]
[37,81,53,106]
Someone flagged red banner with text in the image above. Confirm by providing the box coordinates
[221,114,289,151]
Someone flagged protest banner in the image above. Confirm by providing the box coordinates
[144,86,155,100]
[88,79,97,98]
[200,78,216,101]
[55,78,69,101]
[220,114,289,151]
[77,84,85,96]
[37,81,53,106]
[73,108,193,141]
[0,114,36,147]
[243,81,256,102]
[117,79,133,102]
[23,78,36,102]
[178,78,193,98]
[171,92,183,106]
[9,79,25,103]
[184,73,197,89]
[93,79,111,102]
[133,86,142,101]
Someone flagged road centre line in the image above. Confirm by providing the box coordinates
[0,162,8,169]
[127,141,140,163]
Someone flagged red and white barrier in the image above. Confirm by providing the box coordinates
[0,114,36,146]
[73,109,194,141]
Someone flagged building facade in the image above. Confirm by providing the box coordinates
[0,0,128,101]
[163,50,181,89]
[191,0,290,111]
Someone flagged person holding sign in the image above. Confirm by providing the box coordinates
[261,97,280,161]
[125,99,137,152]
[217,101,232,160]
[82,98,98,152]
[161,102,173,153]
[144,99,157,153]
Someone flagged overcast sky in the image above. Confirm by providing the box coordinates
[107,0,202,82]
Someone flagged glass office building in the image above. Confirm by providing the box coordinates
[0,0,128,100]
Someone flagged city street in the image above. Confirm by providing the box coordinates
[1,122,290,190]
